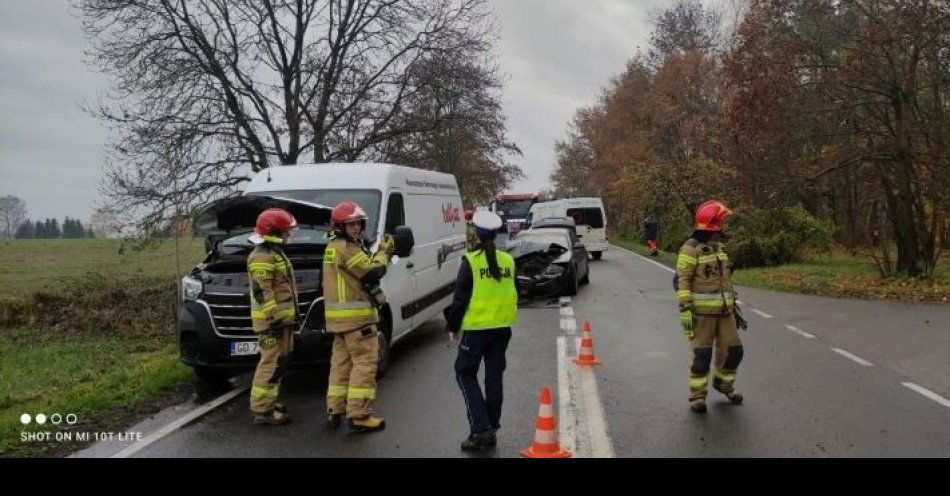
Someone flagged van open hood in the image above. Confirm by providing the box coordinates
[194,194,333,235]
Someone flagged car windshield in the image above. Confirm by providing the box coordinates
[255,189,382,234]
[497,200,533,217]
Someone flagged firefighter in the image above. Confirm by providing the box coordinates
[464,209,476,251]
[676,200,744,413]
[644,213,660,256]
[323,201,395,433]
[247,207,299,426]
[446,211,519,451]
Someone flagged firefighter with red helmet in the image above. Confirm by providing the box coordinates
[676,200,744,413]
[464,209,476,250]
[323,201,395,433]
[247,207,299,425]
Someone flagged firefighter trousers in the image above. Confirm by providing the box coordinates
[687,314,744,402]
[326,325,380,419]
[250,325,294,414]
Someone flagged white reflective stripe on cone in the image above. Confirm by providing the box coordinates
[539,404,554,417]
[535,429,558,444]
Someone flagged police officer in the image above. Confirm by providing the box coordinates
[676,200,744,413]
[247,208,299,426]
[323,201,395,433]
[445,211,518,451]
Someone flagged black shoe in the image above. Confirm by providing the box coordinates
[326,413,342,430]
[689,400,707,413]
[461,431,496,451]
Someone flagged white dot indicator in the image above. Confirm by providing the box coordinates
[50,414,63,425]
[66,414,78,425]
[20,414,31,425]
[36,414,47,425]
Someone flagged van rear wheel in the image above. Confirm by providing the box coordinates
[591,251,603,260]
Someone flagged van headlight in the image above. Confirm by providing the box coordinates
[182,276,203,301]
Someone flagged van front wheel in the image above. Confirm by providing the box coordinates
[591,251,603,261]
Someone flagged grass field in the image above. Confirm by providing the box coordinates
[0,238,206,298]
[0,329,191,456]
[0,238,206,457]
[613,236,950,302]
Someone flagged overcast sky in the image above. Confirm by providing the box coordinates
[0,0,670,222]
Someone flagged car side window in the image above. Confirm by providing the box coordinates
[384,193,404,235]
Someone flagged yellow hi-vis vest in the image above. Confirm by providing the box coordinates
[461,250,518,331]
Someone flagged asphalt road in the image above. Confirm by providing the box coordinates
[74,246,950,457]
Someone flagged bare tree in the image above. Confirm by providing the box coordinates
[379,52,522,204]
[0,195,27,238]
[77,0,501,233]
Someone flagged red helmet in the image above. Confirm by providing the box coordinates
[464,209,474,222]
[331,201,368,227]
[255,208,297,237]
[695,200,732,231]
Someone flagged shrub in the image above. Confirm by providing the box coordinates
[725,205,834,268]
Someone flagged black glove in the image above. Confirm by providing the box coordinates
[735,311,748,331]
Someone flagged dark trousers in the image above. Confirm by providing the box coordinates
[454,328,512,435]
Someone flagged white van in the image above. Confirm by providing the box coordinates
[526,198,608,259]
[180,163,466,385]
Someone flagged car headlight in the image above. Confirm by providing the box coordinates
[182,276,203,301]
[541,265,565,277]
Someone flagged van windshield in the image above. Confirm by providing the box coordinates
[497,200,533,218]
[255,189,382,235]
[222,228,330,247]
[566,207,604,228]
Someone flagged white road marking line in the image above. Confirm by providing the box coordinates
[559,296,572,306]
[610,244,675,274]
[560,317,577,335]
[902,382,950,409]
[830,348,874,367]
[111,385,248,458]
[571,349,615,458]
[556,336,576,454]
[560,306,575,317]
[750,308,774,319]
[784,325,816,339]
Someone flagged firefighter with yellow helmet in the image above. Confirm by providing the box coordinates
[323,201,395,433]
[247,207,299,426]
[676,200,745,413]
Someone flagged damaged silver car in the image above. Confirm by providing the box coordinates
[508,227,590,299]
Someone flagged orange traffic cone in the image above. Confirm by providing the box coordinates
[573,321,602,366]
[521,386,571,458]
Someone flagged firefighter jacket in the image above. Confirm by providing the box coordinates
[248,243,299,334]
[322,235,391,333]
[676,238,735,316]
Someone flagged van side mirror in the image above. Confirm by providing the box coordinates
[393,226,415,257]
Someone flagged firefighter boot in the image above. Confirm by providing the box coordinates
[718,389,744,404]
[461,431,497,452]
[326,413,343,430]
[348,415,386,433]
[689,399,707,413]
[252,409,290,426]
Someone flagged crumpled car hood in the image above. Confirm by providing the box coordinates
[507,235,570,263]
